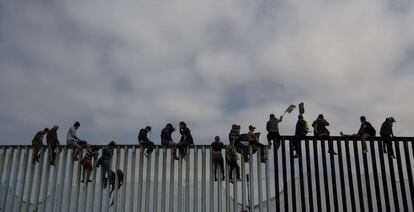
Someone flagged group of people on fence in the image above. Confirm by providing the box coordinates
[31,113,397,189]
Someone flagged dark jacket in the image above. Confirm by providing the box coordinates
[266,118,281,133]
[161,128,173,142]
[46,128,60,147]
[180,127,194,145]
[32,131,45,146]
[358,121,376,136]
[138,129,149,142]
[101,146,114,161]
[295,119,308,137]
[211,141,224,152]
[312,118,330,136]
[380,120,394,136]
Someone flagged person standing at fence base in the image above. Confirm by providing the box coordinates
[32,128,49,163]
[211,136,225,181]
[267,114,282,149]
[293,115,308,159]
[46,125,60,165]
[226,137,241,183]
[380,117,396,159]
[138,126,155,158]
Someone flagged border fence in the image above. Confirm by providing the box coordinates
[0,136,413,212]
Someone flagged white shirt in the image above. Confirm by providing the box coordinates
[67,126,77,142]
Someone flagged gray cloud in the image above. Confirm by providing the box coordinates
[1,0,413,145]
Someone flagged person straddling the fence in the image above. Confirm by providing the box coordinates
[312,114,337,155]
[267,114,283,149]
[293,115,308,158]
[138,126,155,158]
[99,141,116,188]
[226,137,241,183]
[178,121,193,159]
[46,125,60,165]
[380,117,396,159]
[211,136,225,181]
[161,123,179,160]
[67,121,84,161]
[32,128,49,163]
[247,125,267,162]
[82,144,98,183]
[358,116,376,153]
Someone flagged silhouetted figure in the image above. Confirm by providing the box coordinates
[267,114,283,149]
[161,123,179,160]
[211,136,225,181]
[293,115,308,158]
[380,117,396,159]
[104,169,124,206]
[248,125,267,162]
[99,141,116,189]
[312,114,337,154]
[138,126,155,158]
[82,145,98,183]
[67,121,83,161]
[340,116,376,153]
[178,121,193,159]
[226,137,241,183]
[46,125,60,165]
[229,124,248,162]
[32,128,49,163]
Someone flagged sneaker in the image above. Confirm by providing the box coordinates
[293,154,301,159]
[328,150,337,155]
[144,153,149,158]
[391,155,396,159]
[362,150,368,154]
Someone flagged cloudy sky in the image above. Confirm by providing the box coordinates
[0,0,413,145]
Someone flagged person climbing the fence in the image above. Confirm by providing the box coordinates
[67,121,87,161]
[161,123,179,160]
[178,121,193,159]
[138,126,155,158]
[32,128,49,163]
[211,136,225,181]
[293,115,309,158]
[98,141,116,188]
[340,116,376,153]
[266,114,283,149]
[82,144,98,183]
[380,117,396,159]
[46,125,60,165]
[226,136,241,183]
[312,114,337,155]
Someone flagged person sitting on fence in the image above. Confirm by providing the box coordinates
[81,144,98,183]
[138,126,155,158]
[293,115,309,159]
[229,124,249,162]
[340,116,376,154]
[98,141,116,189]
[211,136,225,181]
[161,123,179,160]
[380,117,396,159]
[32,128,49,163]
[46,125,60,165]
[178,121,193,159]
[267,114,283,149]
[226,137,241,183]
[247,125,267,162]
[312,114,337,155]
[67,121,87,161]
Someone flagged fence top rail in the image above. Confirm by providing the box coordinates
[1,136,413,148]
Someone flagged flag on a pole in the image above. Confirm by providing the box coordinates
[299,102,305,114]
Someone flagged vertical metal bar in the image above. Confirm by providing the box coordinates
[17,146,29,211]
[257,147,263,212]
[145,148,152,212]
[24,148,36,212]
[353,139,365,212]
[65,150,75,212]
[57,147,68,212]
[378,140,391,211]
[305,139,314,212]
[41,150,51,212]
[201,147,206,212]
[281,139,288,212]
[0,147,6,197]
[161,148,167,212]
[329,139,339,212]
[265,154,271,212]
[129,146,137,212]
[185,148,190,212]
[321,139,331,211]
[114,147,121,212]
[345,139,357,211]
[121,147,129,212]
[218,149,222,212]
[403,140,414,208]
[290,139,297,212]
[209,148,214,212]
[369,141,382,211]
[74,152,83,212]
[50,147,61,212]
[169,148,175,212]
[249,147,254,212]
[137,148,144,212]
[89,148,99,212]
[178,157,182,212]
[362,141,373,212]
[153,147,159,212]
[33,149,45,212]
[241,147,246,211]
[273,138,280,212]
[312,139,322,211]
[395,139,409,211]
[388,141,400,211]
[104,156,112,212]
[337,138,348,212]
[1,147,14,211]
[298,141,306,212]
[225,147,230,212]
[194,147,198,212]
[233,160,238,212]
[8,147,21,212]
